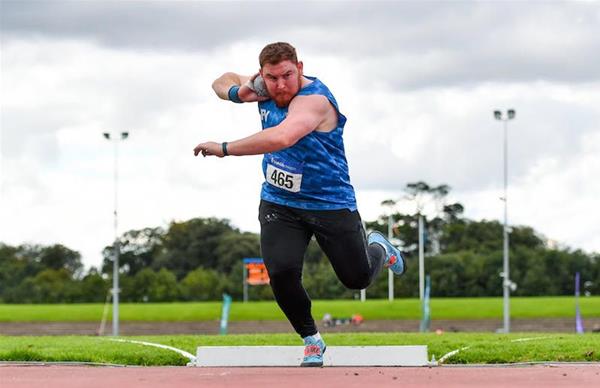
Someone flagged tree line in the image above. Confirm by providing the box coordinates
[1,182,598,303]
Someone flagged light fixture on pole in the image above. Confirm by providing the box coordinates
[103,131,128,336]
[493,109,515,333]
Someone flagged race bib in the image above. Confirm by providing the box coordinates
[265,155,303,193]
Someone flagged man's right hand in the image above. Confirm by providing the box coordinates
[238,73,270,102]
[212,72,270,102]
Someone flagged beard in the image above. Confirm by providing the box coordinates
[271,73,303,107]
[273,94,292,108]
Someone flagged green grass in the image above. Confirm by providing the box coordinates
[1,333,598,365]
[0,296,599,322]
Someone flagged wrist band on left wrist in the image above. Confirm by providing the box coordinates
[222,142,229,156]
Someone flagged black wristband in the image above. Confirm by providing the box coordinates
[222,142,229,156]
[227,85,242,103]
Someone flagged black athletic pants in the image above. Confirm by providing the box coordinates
[258,199,385,338]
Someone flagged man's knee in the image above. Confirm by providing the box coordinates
[269,268,302,289]
[339,271,371,290]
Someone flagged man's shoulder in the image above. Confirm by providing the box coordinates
[289,93,330,112]
[299,76,325,92]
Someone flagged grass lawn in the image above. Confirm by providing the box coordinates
[1,333,598,366]
[0,296,598,322]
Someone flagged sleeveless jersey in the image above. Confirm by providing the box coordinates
[258,76,357,211]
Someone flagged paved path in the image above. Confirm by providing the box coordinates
[1,364,599,388]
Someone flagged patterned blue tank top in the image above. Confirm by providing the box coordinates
[258,76,357,211]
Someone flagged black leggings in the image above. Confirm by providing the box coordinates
[258,200,385,338]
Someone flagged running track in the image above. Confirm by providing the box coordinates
[1,364,599,388]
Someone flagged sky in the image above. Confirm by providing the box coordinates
[1,0,599,269]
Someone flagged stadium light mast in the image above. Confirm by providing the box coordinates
[103,131,129,336]
[493,109,515,333]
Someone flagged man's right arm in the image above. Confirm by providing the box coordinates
[212,72,269,103]
[212,72,251,100]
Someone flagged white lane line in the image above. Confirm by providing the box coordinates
[510,336,553,343]
[438,336,555,364]
[439,346,472,364]
[107,338,196,365]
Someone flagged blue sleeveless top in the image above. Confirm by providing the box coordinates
[258,76,357,210]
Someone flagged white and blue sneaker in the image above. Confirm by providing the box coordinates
[368,231,406,275]
[300,335,326,367]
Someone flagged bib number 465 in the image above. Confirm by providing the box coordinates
[266,164,302,193]
[271,170,294,189]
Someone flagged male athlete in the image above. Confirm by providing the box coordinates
[194,42,405,367]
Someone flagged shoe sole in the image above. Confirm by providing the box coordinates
[368,231,406,275]
[300,361,323,367]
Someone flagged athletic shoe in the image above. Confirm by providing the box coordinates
[300,336,326,367]
[368,231,406,275]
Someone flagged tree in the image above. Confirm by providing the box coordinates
[77,268,109,302]
[442,203,465,223]
[303,239,327,264]
[213,232,260,274]
[101,227,164,276]
[151,268,180,301]
[302,260,353,299]
[367,182,465,255]
[179,267,231,301]
[123,267,179,302]
[440,220,503,253]
[156,218,237,279]
[17,269,78,303]
[0,243,83,302]
[2,195,599,302]
[39,244,84,278]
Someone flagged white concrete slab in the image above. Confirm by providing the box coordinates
[194,345,429,367]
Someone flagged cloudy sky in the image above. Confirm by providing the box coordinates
[1,0,599,269]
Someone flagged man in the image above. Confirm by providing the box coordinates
[194,42,405,367]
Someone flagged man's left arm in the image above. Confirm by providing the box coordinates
[194,95,330,157]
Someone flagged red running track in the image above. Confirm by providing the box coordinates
[1,364,599,388]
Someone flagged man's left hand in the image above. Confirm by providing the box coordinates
[194,142,225,157]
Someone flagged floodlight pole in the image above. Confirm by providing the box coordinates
[418,215,425,301]
[494,109,515,333]
[388,214,394,301]
[103,131,128,336]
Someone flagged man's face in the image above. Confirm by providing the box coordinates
[260,60,303,107]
